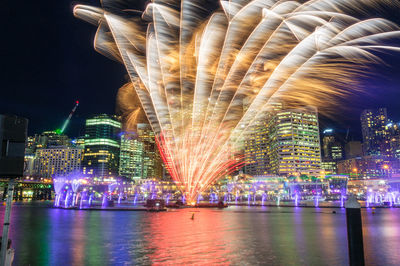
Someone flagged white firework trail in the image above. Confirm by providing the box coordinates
[74,0,400,202]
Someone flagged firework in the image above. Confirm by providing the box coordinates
[74,0,400,202]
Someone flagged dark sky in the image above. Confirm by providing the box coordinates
[2,0,400,140]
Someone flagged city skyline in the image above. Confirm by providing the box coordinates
[2,0,400,138]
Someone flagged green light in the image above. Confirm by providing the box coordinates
[55,129,62,135]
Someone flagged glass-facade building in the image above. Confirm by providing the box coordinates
[82,114,121,181]
[119,132,144,180]
[360,108,390,156]
[137,123,163,179]
[245,106,322,176]
[273,107,321,176]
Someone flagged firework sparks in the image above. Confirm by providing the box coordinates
[74,0,400,202]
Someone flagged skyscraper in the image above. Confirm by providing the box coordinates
[119,132,144,180]
[245,106,322,177]
[82,114,121,181]
[360,108,390,156]
[244,103,281,176]
[322,128,343,160]
[137,123,163,179]
[273,107,322,176]
[386,122,400,159]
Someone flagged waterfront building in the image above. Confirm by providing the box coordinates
[360,108,390,156]
[337,155,400,179]
[244,103,281,176]
[136,123,163,179]
[273,107,322,176]
[34,146,82,179]
[244,119,273,176]
[245,106,322,177]
[24,154,36,178]
[321,160,337,175]
[81,114,121,181]
[119,132,144,180]
[0,115,28,178]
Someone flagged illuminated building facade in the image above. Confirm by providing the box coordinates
[137,123,163,179]
[386,122,400,159]
[34,147,82,179]
[321,160,337,175]
[337,155,400,179]
[244,104,281,176]
[119,132,144,180]
[322,129,343,160]
[34,131,71,150]
[82,114,121,181]
[273,107,322,176]
[360,108,390,156]
[245,106,322,177]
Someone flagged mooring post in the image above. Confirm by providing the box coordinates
[345,195,365,266]
[0,179,15,266]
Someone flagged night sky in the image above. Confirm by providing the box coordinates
[2,0,400,140]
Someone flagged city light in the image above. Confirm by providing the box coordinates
[74,0,400,202]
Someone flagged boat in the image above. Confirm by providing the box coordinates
[145,199,167,211]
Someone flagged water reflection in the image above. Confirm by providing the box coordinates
[0,204,399,265]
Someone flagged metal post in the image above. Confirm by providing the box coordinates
[345,195,365,266]
[0,179,15,266]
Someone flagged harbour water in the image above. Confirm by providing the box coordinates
[2,203,399,265]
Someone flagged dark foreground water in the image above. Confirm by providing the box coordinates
[1,203,399,265]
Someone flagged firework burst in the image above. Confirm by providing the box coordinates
[74,0,400,202]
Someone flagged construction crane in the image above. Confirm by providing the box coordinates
[55,101,79,135]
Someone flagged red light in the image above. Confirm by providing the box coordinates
[76,100,79,104]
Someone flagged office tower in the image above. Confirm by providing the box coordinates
[34,131,71,149]
[34,147,83,179]
[345,141,363,159]
[82,114,121,181]
[137,123,162,179]
[244,103,281,176]
[322,129,343,161]
[244,106,322,177]
[273,107,322,176]
[119,132,144,180]
[0,115,28,178]
[386,122,400,159]
[360,108,390,156]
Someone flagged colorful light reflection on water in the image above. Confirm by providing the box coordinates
[1,203,400,265]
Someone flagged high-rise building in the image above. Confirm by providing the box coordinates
[136,123,162,179]
[245,106,322,177]
[386,122,400,159]
[35,131,71,149]
[82,114,121,181]
[273,107,322,176]
[322,129,343,160]
[34,147,82,179]
[360,108,390,156]
[119,132,144,180]
[244,120,272,176]
[345,141,363,159]
[244,104,281,176]
[0,115,28,178]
